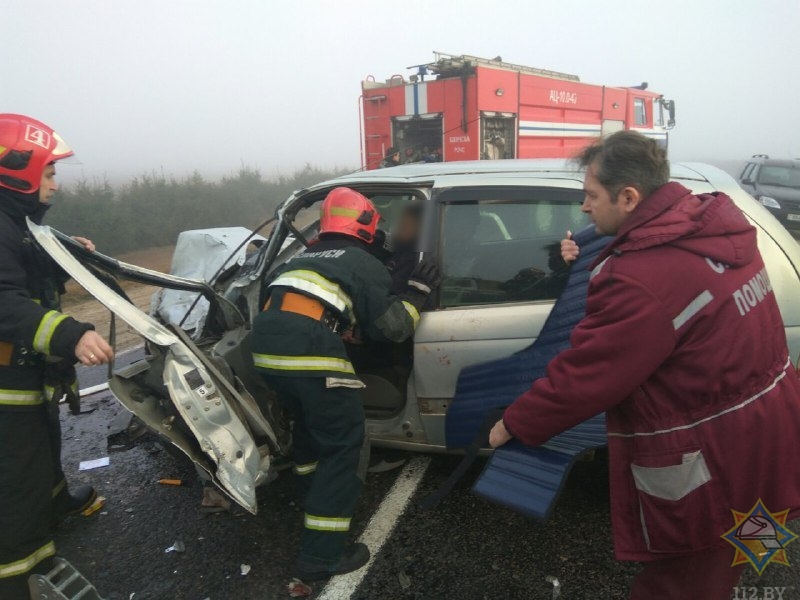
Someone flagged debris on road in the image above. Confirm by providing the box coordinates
[201,486,231,514]
[107,409,134,437]
[158,478,188,486]
[82,495,106,516]
[165,540,186,554]
[107,413,156,452]
[545,575,561,599]
[79,456,110,471]
[398,570,412,590]
[287,579,312,597]
[240,564,251,576]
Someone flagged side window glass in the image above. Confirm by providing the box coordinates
[286,192,421,263]
[653,99,664,127]
[740,163,754,181]
[634,98,647,126]
[438,188,587,308]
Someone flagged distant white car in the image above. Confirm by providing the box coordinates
[31,160,800,514]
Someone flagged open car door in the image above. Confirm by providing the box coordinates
[28,220,283,514]
[444,225,612,520]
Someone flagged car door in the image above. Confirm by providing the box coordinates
[741,163,760,196]
[28,221,282,515]
[412,179,589,444]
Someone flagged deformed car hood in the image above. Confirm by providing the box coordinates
[151,227,267,337]
[28,220,273,514]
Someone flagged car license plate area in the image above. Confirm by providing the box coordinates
[787,214,800,222]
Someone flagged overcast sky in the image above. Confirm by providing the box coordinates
[3,0,797,183]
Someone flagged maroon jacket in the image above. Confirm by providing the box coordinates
[503,182,800,562]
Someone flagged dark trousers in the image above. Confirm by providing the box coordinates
[47,401,69,506]
[0,407,56,600]
[630,546,745,599]
[263,375,365,566]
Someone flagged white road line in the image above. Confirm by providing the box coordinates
[317,455,431,600]
[78,382,110,396]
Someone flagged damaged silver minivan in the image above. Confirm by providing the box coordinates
[30,160,800,514]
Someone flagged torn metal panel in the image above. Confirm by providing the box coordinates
[28,221,268,514]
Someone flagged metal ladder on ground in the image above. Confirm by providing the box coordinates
[28,558,104,600]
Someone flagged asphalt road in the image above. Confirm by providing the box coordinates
[58,358,800,600]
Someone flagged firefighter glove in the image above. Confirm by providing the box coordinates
[407,259,442,296]
[44,358,81,415]
[403,259,442,311]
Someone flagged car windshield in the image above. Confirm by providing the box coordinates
[758,165,800,188]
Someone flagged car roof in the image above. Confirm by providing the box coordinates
[746,156,800,168]
[320,159,734,191]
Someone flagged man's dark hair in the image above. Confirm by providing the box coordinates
[576,131,669,200]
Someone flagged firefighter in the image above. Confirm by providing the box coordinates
[0,114,113,599]
[489,131,800,599]
[251,187,440,581]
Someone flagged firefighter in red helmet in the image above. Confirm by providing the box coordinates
[251,187,440,581]
[0,114,113,598]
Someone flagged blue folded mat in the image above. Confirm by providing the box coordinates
[444,225,612,520]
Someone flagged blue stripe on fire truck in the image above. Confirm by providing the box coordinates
[519,121,602,137]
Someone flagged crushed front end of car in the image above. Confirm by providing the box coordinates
[29,220,290,514]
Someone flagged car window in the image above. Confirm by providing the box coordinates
[369,194,420,229]
[740,163,755,181]
[437,187,588,308]
[290,192,420,242]
[758,165,800,188]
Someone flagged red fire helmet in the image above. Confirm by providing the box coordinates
[0,114,74,193]
[319,187,379,243]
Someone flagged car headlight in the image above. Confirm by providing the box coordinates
[758,196,781,209]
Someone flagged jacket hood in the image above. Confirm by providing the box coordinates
[596,182,756,269]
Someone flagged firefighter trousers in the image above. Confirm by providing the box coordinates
[263,375,365,566]
[0,406,56,600]
[47,401,69,498]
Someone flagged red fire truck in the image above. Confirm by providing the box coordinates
[360,52,676,169]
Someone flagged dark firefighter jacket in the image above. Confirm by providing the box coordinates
[251,237,420,382]
[502,182,800,561]
[0,191,92,410]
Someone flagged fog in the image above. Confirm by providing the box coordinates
[3,0,797,183]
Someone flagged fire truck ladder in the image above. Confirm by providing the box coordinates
[428,52,581,82]
[29,558,105,600]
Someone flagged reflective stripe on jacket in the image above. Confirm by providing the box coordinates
[503,183,800,561]
[0,205,92,411]
[251,237,418,380]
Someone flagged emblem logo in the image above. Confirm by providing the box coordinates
[721,499,798,575]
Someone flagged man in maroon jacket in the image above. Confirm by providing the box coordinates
[489,131,800,599]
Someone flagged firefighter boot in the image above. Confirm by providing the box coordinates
[296,543,370,581]
[52,485,97,526]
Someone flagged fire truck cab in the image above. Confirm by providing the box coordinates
[360,52,676,169]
